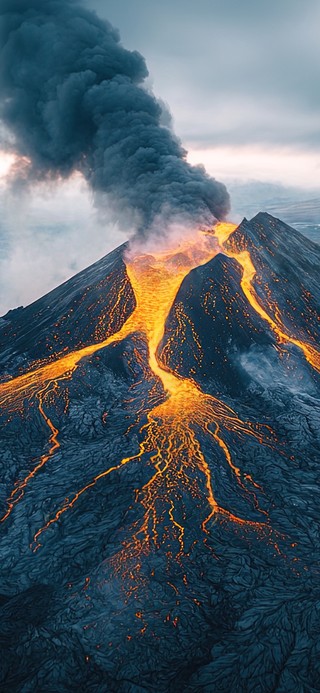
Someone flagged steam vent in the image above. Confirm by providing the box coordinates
[0,213,320,691]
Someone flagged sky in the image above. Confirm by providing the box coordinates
[0,0,319,314]
[87,0,320,186]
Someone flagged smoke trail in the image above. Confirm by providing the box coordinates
[0,0,229,236]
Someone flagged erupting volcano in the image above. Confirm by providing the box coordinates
[2,221,308,562]
[0,1,320,690]
[0,226,268,553]
[0,212,320,691]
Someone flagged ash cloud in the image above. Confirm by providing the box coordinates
[0,0,229,237]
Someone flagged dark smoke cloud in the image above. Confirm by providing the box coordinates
[0,0,229,237]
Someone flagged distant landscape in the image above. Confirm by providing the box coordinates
[229,180,320,244]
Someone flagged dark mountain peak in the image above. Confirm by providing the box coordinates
[244,210,320,252]
[251,210,279,222]
[0,211,319,692]
[187,250,242,287]
[0,242,134,373]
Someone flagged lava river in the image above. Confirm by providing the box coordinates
[1,222,319,581]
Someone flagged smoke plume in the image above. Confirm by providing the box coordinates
[0,0,229,237]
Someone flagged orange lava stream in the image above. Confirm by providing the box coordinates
[29,233,271,556]
[0,381,61,523]
[0,279,132,412]
[3,219,314,580]
[215,223,320,373]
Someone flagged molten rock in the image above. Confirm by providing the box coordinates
[0,213,320,692]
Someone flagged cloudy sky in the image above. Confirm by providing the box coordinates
[0,0,319,313]
[88,0,320,185]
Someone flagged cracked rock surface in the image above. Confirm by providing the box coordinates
[0,214,319,692]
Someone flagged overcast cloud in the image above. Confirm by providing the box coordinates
[0,176,124,315]
[0,0,319,314]
[87,0,320,149]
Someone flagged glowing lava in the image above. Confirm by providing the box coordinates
[26,232,272,560]
[1,219,318,590]
[214,222,320,373]
[0,229,273,571]
[0,380,61,523]
[5,219,316,574]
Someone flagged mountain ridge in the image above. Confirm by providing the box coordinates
[0,212,319,692]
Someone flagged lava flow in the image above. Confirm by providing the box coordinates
[215,222,320,372]
[29,231,274,563]
[4,219,317,572]
[1,228,273,568]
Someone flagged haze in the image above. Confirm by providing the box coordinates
[0,0,319,314]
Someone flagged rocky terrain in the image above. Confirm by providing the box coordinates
[0,213,319,692]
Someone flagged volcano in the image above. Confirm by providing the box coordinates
[0,212,319,693]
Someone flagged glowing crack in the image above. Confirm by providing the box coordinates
[1,224,318,578]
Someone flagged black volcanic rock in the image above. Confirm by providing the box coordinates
[229,213,320,345]
[160,253,275,395]
[161,213,320,399]
[0,243,135,374]
[0,214,320,692]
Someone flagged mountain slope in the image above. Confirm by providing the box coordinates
[0,213,319,693]
[162,213,319,393]
[0,243,135,372]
